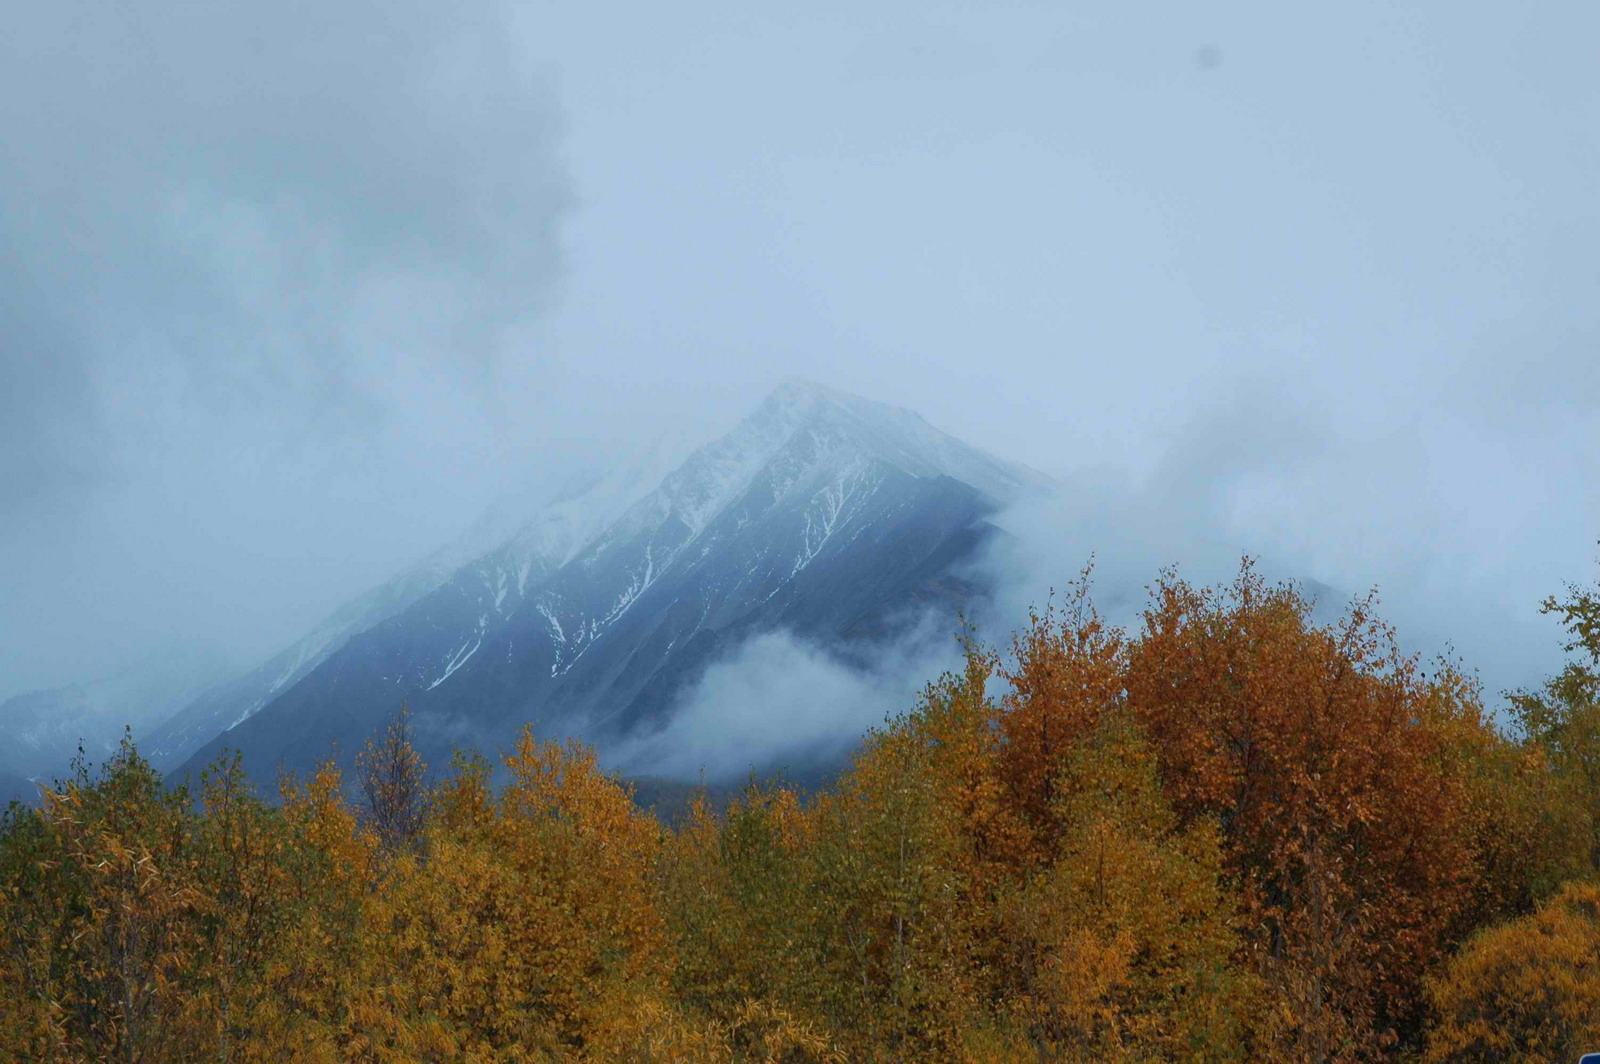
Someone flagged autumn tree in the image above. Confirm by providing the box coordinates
[1124,563,1487,1058]
[991,713,1261,1061]
[0,794,71,1055]
[657,782,844,1061]
[246,760,378,1059]
[1507,563,1600,876]
[183,751,298,1058]
[0,737,207,1061]
[356,706,427,854]
[1426,881,1600,1063]
[801,710,981,1059]
[346,728,673,1058]
[998,566,1127,860]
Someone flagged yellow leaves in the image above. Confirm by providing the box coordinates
[1426,881,1600,1063]
[7,558,1600,1061]
[1042,925,1137,1027]
[990,714,1258,1062]
[316,727,674,1057]
[724,998,847,1063]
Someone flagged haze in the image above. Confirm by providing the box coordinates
[4,1,1597,720]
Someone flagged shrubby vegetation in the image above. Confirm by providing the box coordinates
[4,559,1600,1061]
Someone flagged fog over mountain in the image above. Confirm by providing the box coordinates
[4,2,1599,792]
[159,381,1042,786]
[2,381,1361,794]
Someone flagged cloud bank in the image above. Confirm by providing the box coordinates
[612,615,967,784]
[1,0,571,692]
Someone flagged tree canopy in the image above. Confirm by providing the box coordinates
[4,558,1599,1061]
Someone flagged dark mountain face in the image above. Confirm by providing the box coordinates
[172,383,1050,787]
[138,432,687,776]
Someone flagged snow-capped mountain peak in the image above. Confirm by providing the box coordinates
[610,380,1050,546]
[154,382,1050,788]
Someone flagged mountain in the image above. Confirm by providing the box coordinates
[138,432,701,775]
[0,647,235,794]
[1,433,688,796]
[171,382,1051,787]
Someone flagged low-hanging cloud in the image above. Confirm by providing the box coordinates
[971,373,1591,719]
[1,0,572,692]
[976,378,1340,634]
[611,615,967,783]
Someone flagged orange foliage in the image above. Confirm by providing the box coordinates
[4,555,1600,1061]
[1427,881,1600,1063]
[1124,564,1485,1057]
[998,568,1127,858]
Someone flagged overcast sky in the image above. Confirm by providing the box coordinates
[3,1,1597,712]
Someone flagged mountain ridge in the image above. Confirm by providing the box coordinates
[169,381,1048,787]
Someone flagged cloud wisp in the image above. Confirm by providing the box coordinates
[610,612,967,784]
